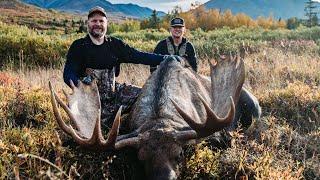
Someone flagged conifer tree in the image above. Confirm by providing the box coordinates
[149,10,160,29]
[304,0,319,27]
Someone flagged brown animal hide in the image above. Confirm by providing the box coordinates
[50,54,245,179]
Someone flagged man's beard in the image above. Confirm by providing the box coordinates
[172,34,182,39]
[89,25,106,38]
[173,35,181,39]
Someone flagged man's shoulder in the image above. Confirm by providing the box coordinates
[71,36,89,47]
[156,38,168,46]
[185,39,195,47]
[106,36,124,44]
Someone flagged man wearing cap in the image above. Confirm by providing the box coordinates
[63,6,177,125]
[150,17,261,129]
[150,17,197,73]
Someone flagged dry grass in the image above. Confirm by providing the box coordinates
[0,46,319,179]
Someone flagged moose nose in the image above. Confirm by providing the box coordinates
[150,167,177,180]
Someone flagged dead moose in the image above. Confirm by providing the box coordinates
[50,54,247,179]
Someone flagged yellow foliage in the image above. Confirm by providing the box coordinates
[185,142,220,179]
[176,8,286,30]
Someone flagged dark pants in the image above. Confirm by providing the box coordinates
[98,82,141,129]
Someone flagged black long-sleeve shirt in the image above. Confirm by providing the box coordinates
[150,37,197,72]
[63,35,164,86]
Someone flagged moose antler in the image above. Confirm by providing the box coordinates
[172,52,245,138]
[49,81,140,150]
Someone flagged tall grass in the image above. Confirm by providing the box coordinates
[1,47,319,178]
[0,20,319,179]
[1,21,320,70]
[0,22,82,69]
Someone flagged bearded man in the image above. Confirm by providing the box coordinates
[63,6,175,126]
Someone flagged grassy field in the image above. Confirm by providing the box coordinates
[0,20,319,179]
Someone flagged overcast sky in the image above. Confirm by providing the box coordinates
[108,0,210,12]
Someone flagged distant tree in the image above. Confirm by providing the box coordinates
[304,0,318,27]
[221,10,235,28]
[171,6,182,17]
[158,6,183,29]
[77,20,86,33]
[190,1,201,10]
[149,10,160,29]
[140,10,161,29]
[120,20,140,32]
[276,18,286,29]
[71,19,75,27]
[287,17,301,29]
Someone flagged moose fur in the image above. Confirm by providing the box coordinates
[50,54,260,179]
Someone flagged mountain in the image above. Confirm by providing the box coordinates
[21,0,165,19]
[204,0,319,19]
[0,0,80,29]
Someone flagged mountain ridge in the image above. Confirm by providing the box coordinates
[204,0,319,19]
[21,0,165,19]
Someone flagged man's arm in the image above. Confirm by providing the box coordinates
[110,37,165,66]
[63,40,83,87]
[185,42,198,72]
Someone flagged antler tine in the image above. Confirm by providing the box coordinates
[100,106,123,149]
[53,89,80,130]
[170,94,235,138]
[67,106,124,150]
[50,81,131,150]
[50,81,93,143]
[68,122,98,146]
[175,130,197,141]
[49,81,100,146]
[170,98,201,129]
[89,105,142,150]
[115,136,141,149]
[49,81,73,136]
[69,80,76,91]
[62,89,69,99]
[197,94,235,136]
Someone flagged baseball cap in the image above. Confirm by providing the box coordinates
[170,17,185,27]
[88,6,107,18]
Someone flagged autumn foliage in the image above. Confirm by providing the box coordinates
[158,6,286,30]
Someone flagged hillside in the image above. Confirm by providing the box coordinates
[0,0,80,30]
[204,0,319,19]
[21,0,165,19]
[0,0,134,31]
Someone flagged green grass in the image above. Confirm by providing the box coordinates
[0,21,319,179]
[1,21,320,70]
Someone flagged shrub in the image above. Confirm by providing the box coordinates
[260,82,320,132]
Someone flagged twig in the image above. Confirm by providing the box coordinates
[17,153,69,178]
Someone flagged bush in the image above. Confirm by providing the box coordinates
[260,82,320,132]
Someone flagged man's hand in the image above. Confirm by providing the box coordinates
[163,55,183,62]
[173,55,185,62]
[82,75,93,85]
